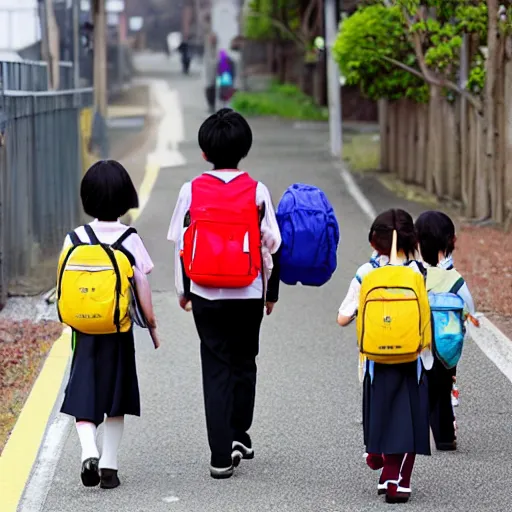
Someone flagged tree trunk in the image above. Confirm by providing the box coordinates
[379,100,389,171]
[505,37,512,230]
[482,0,499,220]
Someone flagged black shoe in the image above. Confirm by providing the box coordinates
[100,468,121,489]
[232,440,254,460]
[231,449,243,468]
[210,465,234,479]
[436,441,457,451]
[81,457,100,487]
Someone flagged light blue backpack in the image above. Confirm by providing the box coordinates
[428,278,466,369]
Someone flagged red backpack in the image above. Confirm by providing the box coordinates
[182,173,262,288]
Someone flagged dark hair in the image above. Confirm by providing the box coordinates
[369,209,417,258]
[415,211,456,267]
[80,160,138,221]
[198,108,252,169]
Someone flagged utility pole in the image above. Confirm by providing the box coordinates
[72,0,80,87]
[93,0,107,115]
[324,0,342,158]
[92,0,109,158]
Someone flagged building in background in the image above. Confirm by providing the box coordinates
[0,0,41,60]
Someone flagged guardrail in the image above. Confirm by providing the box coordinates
[0,87,93,305]
[0,60,74,92]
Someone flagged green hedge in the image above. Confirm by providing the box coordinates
[232,83,328,121]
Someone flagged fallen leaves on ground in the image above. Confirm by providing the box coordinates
[0,319,63,454]
[456,224,512,336]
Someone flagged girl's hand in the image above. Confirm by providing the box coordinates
[149,327,161,349]
[337,313,355,327]
[467,314,480,327]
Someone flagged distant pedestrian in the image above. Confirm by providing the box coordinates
[415,211,478,451]
[168,108,282,479]
[203,31,218,113]
[216,50,236,109]
[57,160,159,490]
[337,209,432,504]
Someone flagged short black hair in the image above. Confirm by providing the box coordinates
[369,208,417,258]
[198,108,252,169]
[80,160,138,221]
[415,211,456,267]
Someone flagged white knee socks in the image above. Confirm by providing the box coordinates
[76,421,100,462]
[99,416,124,470]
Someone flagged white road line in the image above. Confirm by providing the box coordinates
[339,164,377,220]
[18,399,71,512]
[468,318,512,384]
[338,161,512,384]
[130,81,186,223]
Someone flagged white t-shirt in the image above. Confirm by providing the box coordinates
[167,171,282,300]
[63,220,154,275]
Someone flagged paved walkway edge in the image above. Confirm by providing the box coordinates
[339,162,512,384]
[0,328,71,512]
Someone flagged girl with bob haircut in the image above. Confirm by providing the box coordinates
[415,210,476,451]
[337,209,431,504]
[59,160,157,490]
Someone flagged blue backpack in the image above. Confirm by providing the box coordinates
[428,278,466,369]
[276,184,339,286]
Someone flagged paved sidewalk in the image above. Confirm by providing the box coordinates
[34,56,512,512]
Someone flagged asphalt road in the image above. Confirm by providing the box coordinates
[37,56,512,512]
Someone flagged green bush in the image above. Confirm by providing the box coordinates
[232,83,328,121]
[333,4,428,102]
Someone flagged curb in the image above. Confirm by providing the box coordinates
[0,328,71,512]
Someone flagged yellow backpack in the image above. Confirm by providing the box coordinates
[57,225,136,335]
[356,231,431,364]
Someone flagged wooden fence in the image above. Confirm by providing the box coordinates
[379,84,512,225]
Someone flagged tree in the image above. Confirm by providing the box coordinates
[245,0,322,57]
[244,0,324,95]
[335,0,512,222]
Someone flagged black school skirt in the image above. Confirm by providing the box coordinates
[60,330,141,426]
[363,360,431,455]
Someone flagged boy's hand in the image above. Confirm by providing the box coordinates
[266,302,276,316]
[179,295,190,311]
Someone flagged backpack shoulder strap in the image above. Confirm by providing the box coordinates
[450,276,465,294]
[112,227,137,250]
[68,231,82,246]
[83,224,100,245]
[410,260,427,279]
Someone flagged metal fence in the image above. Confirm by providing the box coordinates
[0,87,93,305]
[0,60,74,92]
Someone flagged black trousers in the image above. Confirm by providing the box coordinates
[191,294,264,467]
[427,356,456,445]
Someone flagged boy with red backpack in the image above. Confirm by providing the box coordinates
[167,108,282,479]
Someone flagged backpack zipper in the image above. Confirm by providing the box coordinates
[65,264,114,272]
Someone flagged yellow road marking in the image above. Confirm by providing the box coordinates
[0,328,71,512]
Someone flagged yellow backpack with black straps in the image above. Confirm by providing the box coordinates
[356,231,432,364]
[57,225,135,335]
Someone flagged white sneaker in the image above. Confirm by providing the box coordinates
[451,382,459,407]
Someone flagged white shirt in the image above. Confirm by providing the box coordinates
[63,220,154,275]
[167,171,282,300]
